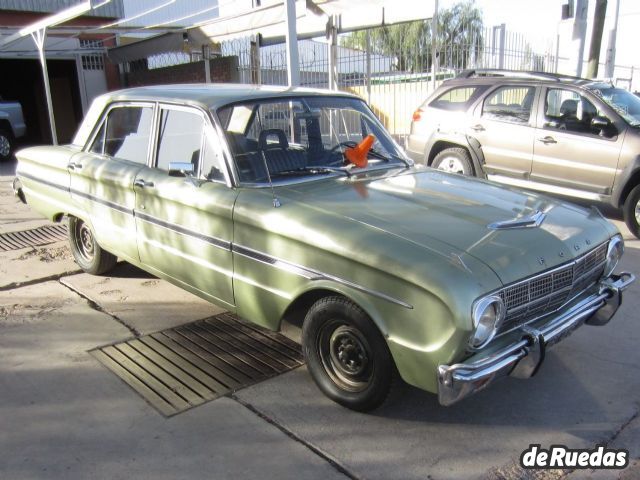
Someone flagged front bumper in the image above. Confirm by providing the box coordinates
[437,272,635,406]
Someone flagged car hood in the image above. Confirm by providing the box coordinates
[278,168,615,285]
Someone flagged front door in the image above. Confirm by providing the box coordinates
[134,104,237,309]
[468,84,538,178]
[531,87,624,195]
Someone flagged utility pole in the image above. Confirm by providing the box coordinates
[586,0,608,78]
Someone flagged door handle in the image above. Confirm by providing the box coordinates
[134,179,154,188]
[537,136,557,145]
[470,124,485,132]
[67,162,82,170]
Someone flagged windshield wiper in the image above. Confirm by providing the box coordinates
[275,166,352,177]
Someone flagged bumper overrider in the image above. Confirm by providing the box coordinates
[437,272,635,406]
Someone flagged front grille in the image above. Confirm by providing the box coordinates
[498,242,608,333]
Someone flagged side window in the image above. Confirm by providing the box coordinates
[429,86,483,111]
[90,106,153,164]
[156,109,204,173]
[544,88,602,135]
[200,132,226,182]
[482,86,535,124]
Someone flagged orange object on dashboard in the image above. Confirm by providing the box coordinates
[345,134,375,168]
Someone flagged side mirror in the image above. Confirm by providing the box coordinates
[591,116,611,130]
[168,162,194,177]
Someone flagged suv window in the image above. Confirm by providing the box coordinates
[90,105,153,164]
[544,88,604,135]
[156,108,204,172]
[482,86,535,125]
[429,86,484,111]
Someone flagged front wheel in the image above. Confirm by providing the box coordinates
[302,296,395,412]
[68,216,117,275]
[623,184,640,239]
[431,147,473,175]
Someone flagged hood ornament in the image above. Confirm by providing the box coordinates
[488,210,546,230]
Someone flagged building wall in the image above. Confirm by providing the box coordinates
[125,56,239,87]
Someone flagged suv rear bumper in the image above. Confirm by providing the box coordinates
[437,272,635,406]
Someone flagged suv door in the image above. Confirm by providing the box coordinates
[531,87,624,196]
[133,104,237,309]
[469,84,538,178]
[70,103,154,262]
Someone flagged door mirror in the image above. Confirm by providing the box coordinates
[591,116,617,138]
[591,116,611,130]
[168,162,194,177]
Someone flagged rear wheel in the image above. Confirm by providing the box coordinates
[68,216,117,275]
[0,128,13,160]
[432,147,473,175]
[302,296,395,412]
[623,184,640,239]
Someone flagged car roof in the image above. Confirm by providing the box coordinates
[440,70,613,90]
[103,83,358,109]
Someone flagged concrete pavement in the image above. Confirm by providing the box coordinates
[1,158,639,480]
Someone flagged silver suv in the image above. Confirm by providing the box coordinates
[406,69,640,238]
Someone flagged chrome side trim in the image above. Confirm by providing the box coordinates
[232,243,414,309]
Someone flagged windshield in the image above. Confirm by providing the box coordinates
[588,86,640,127]
[217,96,409,185]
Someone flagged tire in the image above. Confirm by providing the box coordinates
[0,128,13,161]
[431,147,473,176]
[68,216,117,275]
[302,296,395,412]
[623,184,640,239]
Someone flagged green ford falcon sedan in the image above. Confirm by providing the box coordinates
[12,84,635,411]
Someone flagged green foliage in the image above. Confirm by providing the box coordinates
[341,0,483,72]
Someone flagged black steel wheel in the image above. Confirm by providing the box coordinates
[623,184,640,239]
[302,296,395,412]
[68,216,117,275]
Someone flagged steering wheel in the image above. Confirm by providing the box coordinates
[325,141,358,166]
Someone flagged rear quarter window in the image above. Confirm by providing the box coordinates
[429,86,486,111]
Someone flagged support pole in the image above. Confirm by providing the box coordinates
[430,0,438,91]
[284,0,300,87]
[203,44,211,83]
[31,28,57,145]
[365,29,371,103]
[250,35,261,85]
[327,15,338,90]
[604,0,619,78]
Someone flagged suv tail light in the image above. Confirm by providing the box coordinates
[412,108,424,122]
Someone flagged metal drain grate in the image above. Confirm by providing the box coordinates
[0,224,68,252]
[90,313,304,416]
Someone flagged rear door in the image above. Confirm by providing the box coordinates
[133,104,237,309]
[468,84,538,178]
[70,103,154,262]
[531,87,624,196]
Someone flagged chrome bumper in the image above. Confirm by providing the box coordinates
[437,272,635,406]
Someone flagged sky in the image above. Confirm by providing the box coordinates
[443,0,640,68]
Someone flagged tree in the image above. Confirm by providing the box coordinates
[341,0,483,73]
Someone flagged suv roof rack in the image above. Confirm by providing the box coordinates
[456,69,586,82]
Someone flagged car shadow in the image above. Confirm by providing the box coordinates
[109,262,156,280]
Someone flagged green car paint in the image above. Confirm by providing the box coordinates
[14,85,628,400]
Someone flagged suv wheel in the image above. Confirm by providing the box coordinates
[0,128,13,160]
[432,148,473,175]
[623,184,640,239]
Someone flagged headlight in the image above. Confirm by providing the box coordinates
[603,235,624,278]
[469,295,505,349]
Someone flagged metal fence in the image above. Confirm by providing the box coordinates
[114,19,639,139]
